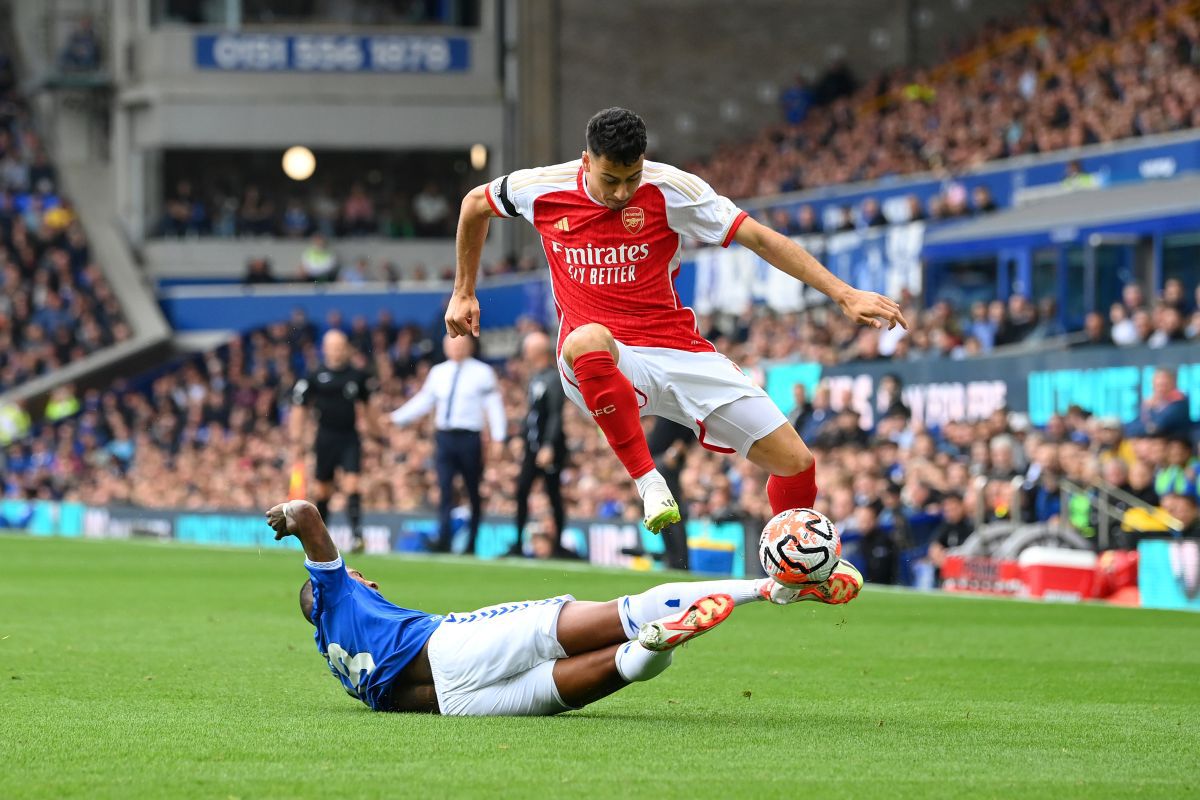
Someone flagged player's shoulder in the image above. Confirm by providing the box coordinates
[508,159,581,192]
[641,160,712,202]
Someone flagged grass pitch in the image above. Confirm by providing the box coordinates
[2,535,1198,799]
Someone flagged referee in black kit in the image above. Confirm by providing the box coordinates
[289,329,380,552]
[390,334,507,554]
[507,331,570,558]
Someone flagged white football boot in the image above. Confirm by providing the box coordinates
[641,483,681,534]
[758,561,864,605]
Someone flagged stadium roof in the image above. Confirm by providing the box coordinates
[924,175,1200,248]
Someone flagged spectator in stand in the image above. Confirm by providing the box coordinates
[1162,278,1189,314]
[1073,311,1110,348]
[1155,436,1199,498]
[986,300,1014,347]
[1148,304,1187,348]
[1162,490,1200,536]
[799,383,835,444]
[1126,367,1191,439]
[339,257,370,285]
[59,16,101,72]
[412,182,452,238]
[298,234,338,283]
[852,501,898,585]
[237,185,274,236]
[779,75,814,125]
[971,186,998,215]
[281,199,311,238]
[1122,284,1147,317]
[927,492,973,581]
[793,204,821,236]
[786,383,813,434]
[1006,295,1039,343]
[341,183,376,236]
[243,257,276,285]
[858,197,887,228]
[161,181,207,237]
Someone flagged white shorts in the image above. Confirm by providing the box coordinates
[427,595,576,717]
[559,342,786,457]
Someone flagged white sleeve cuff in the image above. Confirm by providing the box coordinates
[304,554,343,571]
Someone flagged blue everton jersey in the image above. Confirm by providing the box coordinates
[306,557,442,710]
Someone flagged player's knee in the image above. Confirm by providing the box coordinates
[774,442,814,476]
[562,324,617,367]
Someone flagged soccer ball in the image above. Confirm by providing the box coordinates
[759,508,841,585]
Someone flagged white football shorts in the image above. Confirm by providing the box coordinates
[559,342,786,457]
[427,595,576,717]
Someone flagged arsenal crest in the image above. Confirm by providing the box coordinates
[621,206,644,234]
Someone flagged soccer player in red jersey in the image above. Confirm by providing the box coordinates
[448,108,905,597]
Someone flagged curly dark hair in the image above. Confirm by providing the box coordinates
[585,107,647,166]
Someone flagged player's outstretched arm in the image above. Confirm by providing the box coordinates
[733,217,908,330]
[447,184,502,338]
[266,500,338,563]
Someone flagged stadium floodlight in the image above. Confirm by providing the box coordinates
[282,146,316,181]
[470,143,488,171]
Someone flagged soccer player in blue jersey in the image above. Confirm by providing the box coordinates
[268,499,860,716]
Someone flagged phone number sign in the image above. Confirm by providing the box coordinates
[194,33,470,73]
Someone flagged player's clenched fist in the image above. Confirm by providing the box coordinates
[445,292,481,338]
[838,288,908,330]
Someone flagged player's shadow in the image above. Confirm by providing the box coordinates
[557,709,747,725]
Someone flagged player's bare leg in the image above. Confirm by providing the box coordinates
[556,577,769,656]
[561,323,679,533]
[741,423,861,603]
[552,593,734,709]
[747,420,819,516]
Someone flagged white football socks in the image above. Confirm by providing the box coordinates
[614,640,673,683]
[616,580,763,639]
[633,469,669,499]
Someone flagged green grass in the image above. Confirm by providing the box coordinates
[1,535,1198,800]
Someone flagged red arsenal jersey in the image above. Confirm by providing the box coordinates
[485,160,748,353]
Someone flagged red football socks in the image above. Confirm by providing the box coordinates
[767,463,818,515]
[572,350,656,480]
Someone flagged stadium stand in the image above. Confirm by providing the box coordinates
[693,0,1200,202]
[0,51,131,392]
[9,283,1197,582]
[1,0,1195,589]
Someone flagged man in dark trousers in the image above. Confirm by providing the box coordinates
[289,329,379,553]
[508,331,571,557]
[390,334,506,554]
[647,418,694,571]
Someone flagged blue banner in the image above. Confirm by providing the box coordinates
[194,33,470,73]
[1138,539,1200,611]
[769,341,1200,431]
[751,133,1200,233]
[160,278,552,333]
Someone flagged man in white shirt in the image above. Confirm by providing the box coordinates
[391,335,507,554]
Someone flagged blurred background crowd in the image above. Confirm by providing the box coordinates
[0,83,129,393]
[4,290,1196,580]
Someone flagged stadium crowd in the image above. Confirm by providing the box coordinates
[694,0,1200,199]
[0,51,130,393]
[702,277,1200,368]
[5,280,1196,579]
[159,177,463,240]
[241,237,543,285]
